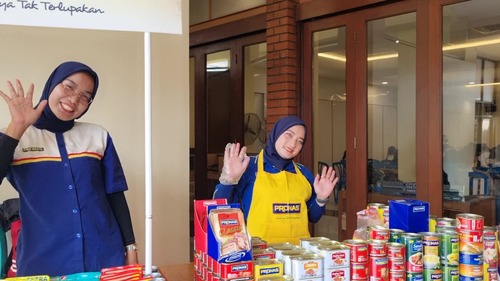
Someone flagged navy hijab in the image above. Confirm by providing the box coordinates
[263,116,307,171]
[33,61,99,133]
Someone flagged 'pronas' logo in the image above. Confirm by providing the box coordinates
[231,264,248,271]
[221,219,239,226]
[413,206,426,212]
[260,267,280,275]
[273,203,301,214]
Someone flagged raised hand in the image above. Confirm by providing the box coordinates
[313,165,338,201]
[219,143,250,185]
[0,80,47,139]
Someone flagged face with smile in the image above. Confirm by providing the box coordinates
[48,72,95,121]
[274,124,305,159]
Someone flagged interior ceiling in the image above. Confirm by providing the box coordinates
[318,0,500,90]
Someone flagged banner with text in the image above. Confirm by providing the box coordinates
[0,0,181,34]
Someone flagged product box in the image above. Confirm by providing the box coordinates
[388,199,429,233]
[194,199,227,255]
[206,204,253,263]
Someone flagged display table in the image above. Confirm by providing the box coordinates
[368,193,496,226]
[159,263,194,281]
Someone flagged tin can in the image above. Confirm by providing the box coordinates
[351,262,369,279]
[440,229,459,267]
[369,256,388,280]
[458,263,484,278]
[324,266,350,281]
[253,248,277,260]
[368,239,387,257]
[299,236,330,249]
[483,226,498,281]
[382,205,390,227]
[369,225,390,241]
[388,258,405,271]
[253,259,283,280]
[436,217,456,228]
[442,265,459,281]
[456,214,484,232]
[423,268,443,281]
[290,254,323,280]
[344,239,368,263]
[317,244,350,269]
[389,270,405,281]
[429,216,438,232]
[436,226,458,233]
[401,233,423,273]
[390,229,406,243]
[387,242,406,260]
[420,232,441,269]
[406,272,424,281]
[458,229,483,256]
[281,249,310,276]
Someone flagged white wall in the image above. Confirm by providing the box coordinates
[0,0,190,267]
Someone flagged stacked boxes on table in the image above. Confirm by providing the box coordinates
[193,199,253,281]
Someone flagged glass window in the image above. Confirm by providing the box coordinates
[367,13,417,189]
[243,43,267,154]
[442,0,500,206]
[312,27,347,239]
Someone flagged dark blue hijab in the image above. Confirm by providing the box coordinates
[263,116,307,171]
[33,61,99,133]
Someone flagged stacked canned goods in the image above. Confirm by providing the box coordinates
[419,232,442,281]
[344,239,369,280]
[401,232,424,281]
[368,239,389,281]
[390,229,406,244]
[317,243,351,281]
[456,213,484,281]
[482,226,498,281]
[437,229,459,281]
[387,242,406,281]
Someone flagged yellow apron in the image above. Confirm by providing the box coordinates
[246,150,312,245]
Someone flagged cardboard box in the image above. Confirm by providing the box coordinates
[389,199,429,233]
[207,204,253,263]
[194,199,227,255]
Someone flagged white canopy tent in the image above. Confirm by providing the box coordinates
[1,0,182,274]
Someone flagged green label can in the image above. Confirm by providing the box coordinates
[442,265,459,281]
[439,229,459,267]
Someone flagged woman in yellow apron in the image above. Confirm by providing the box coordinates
[213,116,338,245]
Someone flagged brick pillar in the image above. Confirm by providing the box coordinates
[266,0,299,129]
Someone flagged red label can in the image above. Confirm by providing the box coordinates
[344,239,368,263]
[456,213,484,231]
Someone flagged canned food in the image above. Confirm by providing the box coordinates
[351,262,369,279]
[420,232,441,269]
[254,259,283,280]
[423,268,443,281]
[368,239,387,256]
[369,256,388,280]
[281,249,311,276]
[390,229,405,243]
[324,266,350,281]
[458,263,484,278]
[389,270,405,281]
[429,215,438,232]
[387,242,406,259]
[369,225,390,241]
[317,244,350,269]
[458,230,483,255]
[440,229,459,267]
[406,272,424,281]
[388,258,406,271]
[442,265,459,281]
[344,239,368,262]
[290,254,323,279]
[436,217,456,227]
[299,237,331,250]
[401,233,423,273]
[456,214,484,232]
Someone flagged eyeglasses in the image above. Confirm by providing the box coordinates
[60,82,93,105]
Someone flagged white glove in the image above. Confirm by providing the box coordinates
[219,143,250,185]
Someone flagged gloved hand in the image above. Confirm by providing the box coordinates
[219,143,250,185]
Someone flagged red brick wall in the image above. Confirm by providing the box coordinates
[266,0,299,129]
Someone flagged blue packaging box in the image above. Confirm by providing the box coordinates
[389,199,429,233]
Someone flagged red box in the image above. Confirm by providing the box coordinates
[194,199,227,255]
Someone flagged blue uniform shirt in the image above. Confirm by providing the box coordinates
[3,122,127,276]
[213,153,326,223]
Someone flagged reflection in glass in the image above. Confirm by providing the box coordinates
[443,1,500,203]
[367,13,416,187]
[244,43,267,154]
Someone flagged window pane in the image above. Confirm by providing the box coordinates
[212,0,265,19]
[312,27,346,240]
[443,0,500,204]
[243,42,267,154]
[207,50,231,153]
[367,13,417,188]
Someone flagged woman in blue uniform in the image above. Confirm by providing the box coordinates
[213,115,338,244]
[0,61,138,276]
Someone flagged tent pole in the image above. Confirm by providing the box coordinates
[144,31,153,275]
